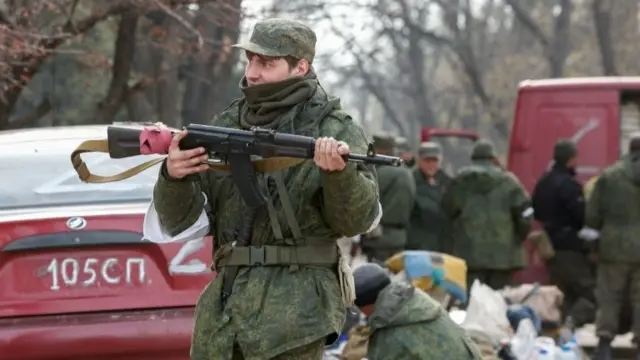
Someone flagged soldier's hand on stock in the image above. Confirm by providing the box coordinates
[166,130,210,179]
[314,137,349,171]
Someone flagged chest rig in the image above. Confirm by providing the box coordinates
[210,97,342,307]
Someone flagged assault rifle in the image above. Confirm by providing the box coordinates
[71,123,402,207]
[71,124,401,307]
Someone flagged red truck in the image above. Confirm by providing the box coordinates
[0,125,215,359]
[422,76,640,284]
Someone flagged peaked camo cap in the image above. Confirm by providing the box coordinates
[418,141,442,158]
[232,18,316,63]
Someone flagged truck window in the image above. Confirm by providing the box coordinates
[620,92,640,157]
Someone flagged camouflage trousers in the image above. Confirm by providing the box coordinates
[230,338,325,360]
[546,251,596,327]
[596,262,640,342]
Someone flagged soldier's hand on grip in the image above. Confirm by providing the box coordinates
[166,130,209,179]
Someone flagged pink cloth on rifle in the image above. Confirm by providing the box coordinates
[140,126,173,155]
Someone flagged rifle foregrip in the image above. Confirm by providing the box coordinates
[107,126,143,158]
[273,132,315,149]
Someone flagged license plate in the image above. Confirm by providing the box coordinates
[13,255,149,294]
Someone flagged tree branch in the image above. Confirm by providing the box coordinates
[330,23,408,135]
[94,10,140,124]
[503,0,549,47]
[591,0,617,75]
[151,0,204,50]
[5,98,51,129]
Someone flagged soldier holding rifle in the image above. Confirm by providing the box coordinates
[150,19,382,360]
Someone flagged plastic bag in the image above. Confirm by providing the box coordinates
[461,280,512,343]
[510,319,538,359]
[534,337,557,359]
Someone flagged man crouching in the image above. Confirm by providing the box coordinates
[352,263,483,359]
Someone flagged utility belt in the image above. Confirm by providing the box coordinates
[214,243,339,268]
[213,236,355,309]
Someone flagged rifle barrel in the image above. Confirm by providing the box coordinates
[347,153,403,166]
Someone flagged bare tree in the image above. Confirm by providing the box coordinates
[0,0,243,130]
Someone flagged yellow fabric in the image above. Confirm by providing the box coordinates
[385,251,468,295]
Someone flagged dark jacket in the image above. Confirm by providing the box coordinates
[407,169,451,252]
[531,164,585,252]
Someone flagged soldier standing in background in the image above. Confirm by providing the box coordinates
[360,134,416,264]
[531,139,596,328]
[395,136,416,168]
[586,134,640,360]
[407,142,452,252]
[149,18,381,360]
[441,139,532,291]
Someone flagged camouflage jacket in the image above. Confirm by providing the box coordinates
[365,165,416,250]
[153,85,380,359]
[366,282,483,360]
[440,161,532,270]
[407,169,451,252]
[586,155,640,263]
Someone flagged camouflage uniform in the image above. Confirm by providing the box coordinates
[441,140,532,291]
[153,19,380,360]
[407,142,452,252]
[354,264,483,360]
[361,134,415,263]
[586,136,640,355]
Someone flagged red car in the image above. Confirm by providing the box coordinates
[0,125,214,359]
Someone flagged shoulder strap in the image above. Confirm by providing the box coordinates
[70,139,306,183]
[71,140,164,183]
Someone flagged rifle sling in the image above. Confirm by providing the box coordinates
[71,140,165,183]
[216,244,338,267]
[69,139,307,183]
[272,171,302,240]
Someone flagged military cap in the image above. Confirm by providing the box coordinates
[353,263,391,307]
[417,141,442,158]
[553,139,577,165]
[232,18,316,63]
[394,136,412,153]
[471,139,496,160]
[372,133,395,149]
[629,132,640,154]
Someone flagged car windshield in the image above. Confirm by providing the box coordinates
[0,137,162,210]
[429,136,476,175]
